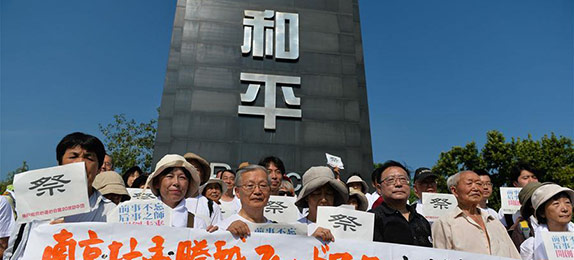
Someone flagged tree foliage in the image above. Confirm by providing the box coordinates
[0,161,29,194]
[432,130,574,209]
[98,114,157,174]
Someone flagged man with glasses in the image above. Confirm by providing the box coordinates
[411,167,438,217]
[475,169,498,218]
[369,161,432,246]
[216,165,273,238]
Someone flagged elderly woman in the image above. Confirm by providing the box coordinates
[346,190,368,211]
[145,154,216,231]
[296,166,349,242]
[520,184,574,260]
[201,178,227,204]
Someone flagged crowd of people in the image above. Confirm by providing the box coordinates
[0,132,572,260]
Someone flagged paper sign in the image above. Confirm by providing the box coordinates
[126,188,157,200]
[316,206,374,241]
[325,153,344,169]
[264,195,300,223]
[248,222,308,236]
[13,162,90,223]
[541,232,574,260]
[422,192,457,221]
[107,200,172,226]
[500,187,522,214]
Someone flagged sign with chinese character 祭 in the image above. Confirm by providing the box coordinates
[13,162,90,223]
[325,153,344,170]
[107,200,172,226]
[500,187,522,214]
[248,223,307,236]
[316,206,374,242]
[541,232,574,260]
[23,222,514,260]
[264,195,300,223]
[126,188,157,200]
[422,192,457,222]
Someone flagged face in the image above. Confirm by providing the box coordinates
[220,171,235,193]
[413,177,438,199]
[542,195,573,227]
[378,166,410,202]
[479,175,493,200]
[205,183,223,202]
[451,172,483,205]
[514,170,538,187]
[100,155,113,172]
[155,168,189,208]
[266,163,282,192]
[348,183,363,193]
[347,197,359,210]
[61,146,100,194]
[235,169,270,210]
[306,184,336,212]
[126,171,140,187]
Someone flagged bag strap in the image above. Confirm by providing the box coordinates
[187,212,195,228]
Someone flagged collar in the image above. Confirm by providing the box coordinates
[452,205,495,222]
[380,201,416,215]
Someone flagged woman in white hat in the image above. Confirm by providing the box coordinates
[200,178,227,205]
[296,166,349,242]
[520,183,574,260]
[146,154,216,231]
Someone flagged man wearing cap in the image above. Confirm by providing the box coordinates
[92,171,131,205]
[370,161,432,246]
[411,167,438,218]
[183,152,223,226]
[433,171,520,258]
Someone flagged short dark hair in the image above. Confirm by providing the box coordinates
[131,174,149,189]
[373,160,409,183]
[535,191,571,224]
[217,169,236,178]
[123,166,143,187]
[258,156,286,175]
[511,162,537,182]
[56,132,106,168]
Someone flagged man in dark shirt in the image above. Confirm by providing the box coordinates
[369,160,432,247]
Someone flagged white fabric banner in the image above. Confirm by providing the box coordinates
[23,222,517,260]
[422,192,457,222]
[500,187,522,214]
[107,200,172,226]
[541,231,574,260]
[13,162,90,223]
[264,196,299,223]
[316,206,374,242]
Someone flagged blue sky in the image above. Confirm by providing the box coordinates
[1,0,572,179]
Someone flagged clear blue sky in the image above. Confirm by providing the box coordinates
[2,0,572,179]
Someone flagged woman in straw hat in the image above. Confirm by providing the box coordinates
[200,178,227,205]
[296,166,349,242]
[145,154,217,231]
[520,183,574,260]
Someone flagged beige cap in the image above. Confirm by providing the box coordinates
[183,152,211,185]
[93,171,130,199]
[199,178,228,196]
[348,190,369,211]
[532,183,574,217]
[295,166,349,208]
[346,175,368,194]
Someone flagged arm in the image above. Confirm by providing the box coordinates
[311,227,334,242]
[0,237,8,258]
[226,220,251,239]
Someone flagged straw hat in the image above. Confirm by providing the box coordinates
[92,171,130,200]
[348,190,368,211]
[346,175,368,193]
[146,154,200,198]
[199,178,228,196]
[183,152,211,185]
[295,166,349,208]
[532,183,574,217]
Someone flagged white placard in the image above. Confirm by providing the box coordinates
[422,192,457,221]
[316,206,374,241]
[264,195,300,223]
[541,232,574,260]
[325,153,344,169]
[13,162,90,223]
[107,200,172,226]
[126,188,157,200]
[248,222,308,236]
[500,187,522,214]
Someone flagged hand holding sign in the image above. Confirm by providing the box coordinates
[325,153,344,170]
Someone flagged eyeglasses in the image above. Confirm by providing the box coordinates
[381,176,410,186]
[482,182,493,187]
[239,183,270,192]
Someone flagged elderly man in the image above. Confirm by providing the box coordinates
[411,167,438,217]
[369,161,432,246]
[432,171,520,259]
[217,165,273,238]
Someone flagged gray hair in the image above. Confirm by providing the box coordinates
[235,164,271,187]
[447,171,476,191]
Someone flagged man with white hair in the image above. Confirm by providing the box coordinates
[432,171,520,259]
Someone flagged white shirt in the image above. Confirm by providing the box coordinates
[479,206,498,220]
[186,195,222,225]
[497,208,520,227]
[220,196,241,220]
[297,216,319,236]
[168,198,208,229]
[0,196,15,238]
[520,222,574,260]
[366,192,379,210]
[217,213,272,231]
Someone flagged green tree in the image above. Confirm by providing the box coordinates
[432,130,574,209]
[99,114,157,174]
[1,161,29,194]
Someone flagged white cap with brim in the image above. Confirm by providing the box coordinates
[199,178,228,196]
[295,166,349,208]
[145,154,200,198]
[532,183,574,217]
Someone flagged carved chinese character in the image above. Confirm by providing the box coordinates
[241,10,299,60]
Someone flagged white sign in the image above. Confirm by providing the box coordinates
[107,200,172,226]
[316,206,374,242]
[422,192,457,221]
[248,222,308,236]
[500,187,522,214]
[13,162,90,223]
[264,195,300,223]
[126,188,157,200]
[541,232,574,260]
[325,153,344,169]
[23,223,517,260]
